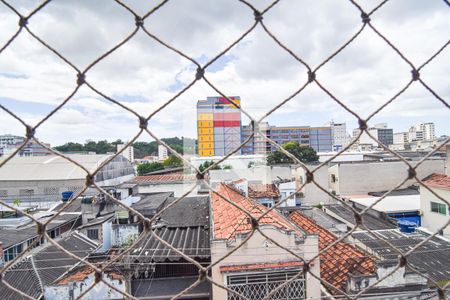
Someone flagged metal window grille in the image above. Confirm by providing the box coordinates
[227,270,305,300]
[0,0,448,299]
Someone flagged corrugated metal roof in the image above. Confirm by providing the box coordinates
[131,276,210,299]
[353,229,450,282]
[0,154,111,181]
[0,232,97,299]
[0,214,81,248]
[131,226,210,262]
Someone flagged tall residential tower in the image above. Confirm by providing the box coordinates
[197,96,242,157]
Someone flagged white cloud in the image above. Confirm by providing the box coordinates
[0,0,448,146]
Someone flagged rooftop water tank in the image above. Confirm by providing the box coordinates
[398,220,417,234]
[61,191,74,202]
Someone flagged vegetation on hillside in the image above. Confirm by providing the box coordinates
[54,137,197,158]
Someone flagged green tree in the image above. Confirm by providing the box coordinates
[222,165,233,170]
[198,161,222,173]
[54,142,84,152]
[163,155,183,168]
[137,162,164,175]
[267,142,319,165]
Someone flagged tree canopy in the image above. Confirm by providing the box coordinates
[198,161,222,173]
[163,155,184,168]
[54,137,197,158]
[266,142,319,165]
[137,161,164,175]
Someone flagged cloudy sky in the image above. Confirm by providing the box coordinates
[0,0,449,146]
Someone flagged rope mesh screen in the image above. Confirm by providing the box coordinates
[0,0,449,299]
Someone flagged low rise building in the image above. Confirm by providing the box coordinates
[129,174,198,197]
[0,154,135,208]
[346,188,421,226]
[0,232,97,299]
[290,211,375,295]
[328,159,445,196]
[420,173,450,238]
[210,183,321,299]
[248,183,280,208]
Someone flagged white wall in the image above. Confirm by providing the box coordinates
[295,164,331,206]
[190,154,266,170]
[211,227,320,300]
[209,165,293,185]
[420,186,450,238]
[111,224,139,247]
[136,182,199,197]
[333,160,445,196]
[278,181,297,207]
[44,271,126,300]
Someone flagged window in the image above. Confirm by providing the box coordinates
[331,174,337,183]
[431,202,446,215]
[0,190,7,197]
[227,270,305,300]
[3,244,23,262]
[87,229,99,240]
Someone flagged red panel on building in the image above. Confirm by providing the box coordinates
[216,121,241,127]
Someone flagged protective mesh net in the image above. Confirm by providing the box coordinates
[0,0,449,299]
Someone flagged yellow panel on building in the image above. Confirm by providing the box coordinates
[199,135,214,142]
[198,120,213,128]
[199,149,214,156]
[199,128,214,135]
[198,142,215,150]
[198,113,213,120]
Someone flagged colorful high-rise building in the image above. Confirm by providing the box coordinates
[197,96,242,157]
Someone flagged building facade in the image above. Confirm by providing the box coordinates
[420,173,450,238]
[158,144,168,161]
[414,122,435,141]
[116,143,134,162]
[328,122,349,151]
[0,135,52,157]
[241,123,333,154]
[197,96,242,157]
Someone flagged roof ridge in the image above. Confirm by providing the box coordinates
[30,255,44,297]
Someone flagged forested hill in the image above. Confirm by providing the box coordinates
[54,137,197,158]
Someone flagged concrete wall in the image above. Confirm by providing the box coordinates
[210,165,293,185]
[136,182,198,197]
[420,186,450,238]
[190,155,266,170]
[331,160,445,196]
[278,181,297,207]
[0,179,84,203]
[294,164,331,206]
[44,272,126,300]
[348,264,427,298]
[211,227,320,300]
[111,224,139,247]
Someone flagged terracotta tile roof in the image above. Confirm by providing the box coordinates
[211,184,300,240]
[290,211,375,292]
[248,183,280,198]
[132,174,196,183]
[220,261,303,273]
[422,173,450,190]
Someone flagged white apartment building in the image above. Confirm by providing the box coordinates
[414,122,435,141]
[393,132,408,145]
[328,122,349,151]
[116,144,134,162]
[420,173,450,238]
[0,134,25,147]
[158,144,168,161]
